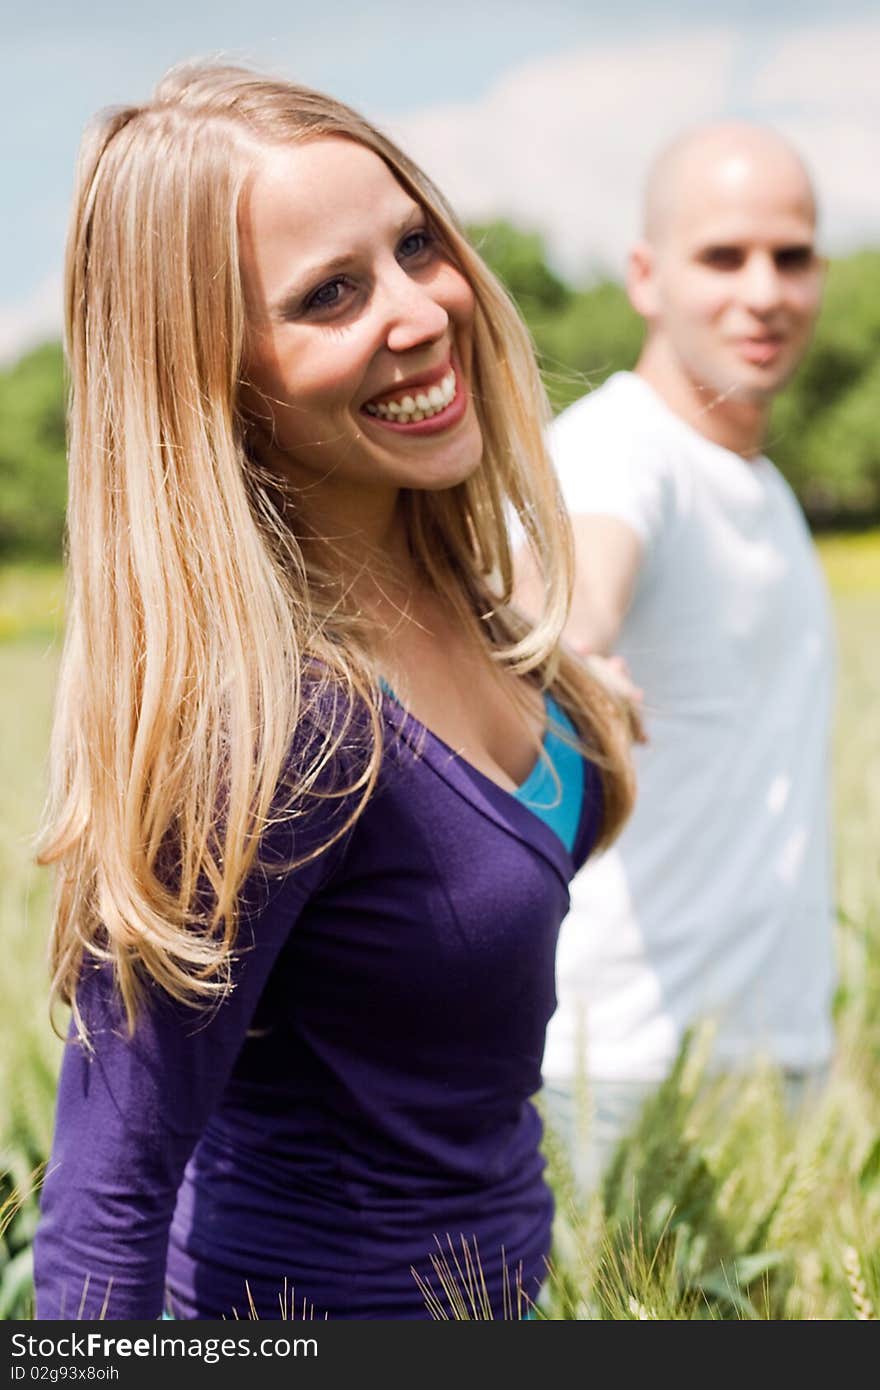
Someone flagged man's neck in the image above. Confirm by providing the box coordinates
[635,340,771,459]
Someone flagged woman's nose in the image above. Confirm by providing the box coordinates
[381,265,450,354]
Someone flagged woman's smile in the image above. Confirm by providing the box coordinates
[361,359,467,434]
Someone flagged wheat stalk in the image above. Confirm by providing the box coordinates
[842,1245,876,1320]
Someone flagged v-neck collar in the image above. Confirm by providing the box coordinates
[380,694,579,892]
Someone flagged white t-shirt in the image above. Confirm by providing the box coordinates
[543,371,836,1083]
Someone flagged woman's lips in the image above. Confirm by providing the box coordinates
[360,367,468,436]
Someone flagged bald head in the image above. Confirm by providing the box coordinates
[628,121,825,435]
[643,123,817,246]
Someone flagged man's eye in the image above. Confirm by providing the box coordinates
[398,229,435,262]
[775,247,815,271]
[700,248,743,270]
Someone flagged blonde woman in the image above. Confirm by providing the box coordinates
[34,62,633,1321]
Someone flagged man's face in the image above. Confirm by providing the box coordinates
[632,152,825,405]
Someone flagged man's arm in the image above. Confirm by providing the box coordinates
[566,515,644,655]
[514,514,644,654]
[515,513,647,740]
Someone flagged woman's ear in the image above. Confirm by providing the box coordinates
[237,375,277,457]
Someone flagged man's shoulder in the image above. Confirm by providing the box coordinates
[548,375,681,538]
[554,370,636,424]
[554,372,669,443]
[550,372,673,479]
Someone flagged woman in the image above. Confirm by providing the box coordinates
[33,61,633,1321]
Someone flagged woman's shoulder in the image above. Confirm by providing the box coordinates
[262,676,377,867]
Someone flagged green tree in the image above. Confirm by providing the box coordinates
[474,222,880,527]
[769,251,880,521]
[467,220,572,315]
[1,243,879,558]
[0,342,67,557]
[468,219,642,412]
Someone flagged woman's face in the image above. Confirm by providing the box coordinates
[238,137,483,512]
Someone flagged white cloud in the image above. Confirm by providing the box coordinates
[746,20,880,252]
[384,29,739,280]
[0,273,63,367]
[3,17,879,362]
[775,118,880,250]
[384,19,880,279]
[748,19,880,116]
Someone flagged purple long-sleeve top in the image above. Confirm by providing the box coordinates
[34,694,603,1320]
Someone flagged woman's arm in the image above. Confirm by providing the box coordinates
[34,782,351,1320]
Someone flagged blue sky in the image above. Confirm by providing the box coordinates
[3,0,879,359]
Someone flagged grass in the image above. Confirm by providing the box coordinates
[815,527,880,596]
[0,564,65,644]
[0,635,60,1318]
[1,532,879,1319]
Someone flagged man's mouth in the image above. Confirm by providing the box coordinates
[737,337,785,366]
[363,368,457,424]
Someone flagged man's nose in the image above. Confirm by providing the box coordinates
[741,251,785,314]
[381,265,450,354]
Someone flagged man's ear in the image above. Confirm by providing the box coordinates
[627,240,660,321]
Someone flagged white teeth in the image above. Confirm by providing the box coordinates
[365,368,458,424]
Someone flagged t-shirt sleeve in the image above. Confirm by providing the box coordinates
[549,393,671,552]
[33,740,355,1320]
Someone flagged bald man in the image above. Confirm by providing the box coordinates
[537,124,835,1188]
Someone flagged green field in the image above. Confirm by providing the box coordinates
[2,542,879,1319]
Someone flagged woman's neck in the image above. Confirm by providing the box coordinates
[297,490,430,638]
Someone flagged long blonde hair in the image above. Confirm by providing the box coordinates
[40,61,633,1034]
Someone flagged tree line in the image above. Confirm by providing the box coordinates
[2,226,879,558]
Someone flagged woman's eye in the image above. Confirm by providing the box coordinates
[304,278,350,312]
[398,229,435,263]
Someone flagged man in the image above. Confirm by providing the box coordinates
[537,124,835,1189]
